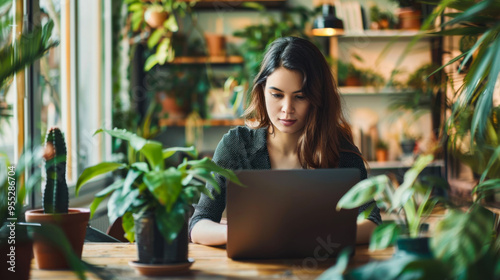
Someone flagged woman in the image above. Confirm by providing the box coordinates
[189,36,381,246]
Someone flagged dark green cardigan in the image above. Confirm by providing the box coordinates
[189,126,382,238]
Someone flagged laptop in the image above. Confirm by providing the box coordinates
[226,168,361,259]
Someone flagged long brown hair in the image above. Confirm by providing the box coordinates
[243,36,359,169]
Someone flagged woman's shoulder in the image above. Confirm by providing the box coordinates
[338,137,367,179]
[214,126,268,169]
[222,126,266,145]
[338,136,360,153]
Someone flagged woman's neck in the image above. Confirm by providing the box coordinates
[267,126,300,156]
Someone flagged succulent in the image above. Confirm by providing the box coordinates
[43,127,68,214]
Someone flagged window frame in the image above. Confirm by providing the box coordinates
[15,0,113,209]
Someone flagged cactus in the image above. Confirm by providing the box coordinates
[43,127,69,214]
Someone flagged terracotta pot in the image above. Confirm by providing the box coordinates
[375,149,388,162]
[378,18,390,30]
[157,91,186,120]
[345,76,362,87]
[25,208,90,269]
[204,33,226,57]
[398,8,421,30]
[0,240,33,280]
[145,9,168,29]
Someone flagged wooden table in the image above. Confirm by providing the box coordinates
[30,243,394,279]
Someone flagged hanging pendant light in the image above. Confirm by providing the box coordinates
[312,4,344,37]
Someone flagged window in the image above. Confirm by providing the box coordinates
[3,0,113,207]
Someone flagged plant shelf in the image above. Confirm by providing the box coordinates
[339,86,415,95]
[341,30,429,38]
[172,56,244,64]
[184,0,286,10]
[160,118,245,127]
[367,159,444,169]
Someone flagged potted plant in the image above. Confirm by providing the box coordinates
[400,133,417,157]
[1,145,103,279]
[320,1,500,278]
[25,128,90,270]
[321,166,499,280]
[337,154,446,256]
[76,128,242,273]
[0,153,35,280]
[389,63,448,141]
[125,0,195,71]
[375,140,389,162]
[390,0,422,30]
[233,3,315,84]
[146,62,210,120]
[0,4,54,276]
[369,5,396,30]
[337,55,386,89]
[0,4,90,276]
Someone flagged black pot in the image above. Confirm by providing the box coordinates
[134,213,188,264]
[400,139,416,155]
[395,237,433,258]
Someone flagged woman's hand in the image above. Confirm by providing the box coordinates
[190,219,227,246]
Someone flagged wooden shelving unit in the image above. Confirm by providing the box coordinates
[159,118,245,127]
[339,86,415,95]
[341,30,428,38]
[185,0,286,9]
[367,159,444,169]
[171,56,244,64]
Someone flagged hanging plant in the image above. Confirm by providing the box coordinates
[125,0,196,71]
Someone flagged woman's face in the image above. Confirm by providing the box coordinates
[264,67,311,135]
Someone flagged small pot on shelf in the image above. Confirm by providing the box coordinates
[157,91,186,121]
[375,149,388,162]
[400,139,416,156]
[204,33,226,57]
[398,8,421,30]
[345,76,362,87]
[145,7,168,29]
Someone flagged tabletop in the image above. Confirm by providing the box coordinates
[30,242,394,280]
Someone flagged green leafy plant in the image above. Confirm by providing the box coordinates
[145,62,210,117]
[321,1,500,278]
[375,140,389,151]
[423,0,500,147]
[0,0,58,128]
[450,107,500,186]
[124,0,196,71]
[76,128,242,243]
[337,154,447,250]
[337,57,386,88]
[0,151,100,280]
[233,3,315,84]
[369,5,397,30]
[390,63,448,121]
[43,127,69,214]
[431,205,498,279]
[0,18,58,88]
